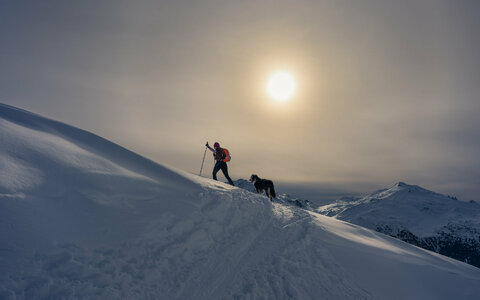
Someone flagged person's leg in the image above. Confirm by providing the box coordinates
[212,161,221,180]
[220,162,234,185]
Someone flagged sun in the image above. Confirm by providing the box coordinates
[266,71,296,101]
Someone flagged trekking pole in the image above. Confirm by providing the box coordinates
[199,145,207,176]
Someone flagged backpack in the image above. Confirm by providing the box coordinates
[222,148,231,162]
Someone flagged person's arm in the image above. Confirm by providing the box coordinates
[206,142,215,153]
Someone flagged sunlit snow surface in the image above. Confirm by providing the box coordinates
[317,182,480,238]
[1,103,479,299]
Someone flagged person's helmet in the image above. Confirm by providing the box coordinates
[214,142,220,148]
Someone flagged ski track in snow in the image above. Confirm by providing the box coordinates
[1,187,372,299]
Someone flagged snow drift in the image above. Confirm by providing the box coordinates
[1,103,479,299]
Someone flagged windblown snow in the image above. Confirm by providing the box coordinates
[0,103,479,299]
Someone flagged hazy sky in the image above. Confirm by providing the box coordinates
[1,0,479,201]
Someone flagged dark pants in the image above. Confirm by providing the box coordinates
[213,161,234,185]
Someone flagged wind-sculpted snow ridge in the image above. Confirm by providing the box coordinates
[318,182,480,268]
[1,103,479,299]
[234,179,313,210]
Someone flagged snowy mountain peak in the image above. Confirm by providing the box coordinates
[362,182,445,205]
[319,182,479,234]
[390,181,433,193]
[318,182,480,268]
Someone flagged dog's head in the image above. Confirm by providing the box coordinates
[249,174,260,183]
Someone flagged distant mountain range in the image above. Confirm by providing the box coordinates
[317,182,480,268]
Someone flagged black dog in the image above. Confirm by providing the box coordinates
[249,174,276,201]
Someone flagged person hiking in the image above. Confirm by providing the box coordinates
[206,142,234,186]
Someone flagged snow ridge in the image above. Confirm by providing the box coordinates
[1,102,479,299]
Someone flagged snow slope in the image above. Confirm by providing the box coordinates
[1,103,479,299]
[317,182,480,267]
[234,179,313,210]
[318,182,480,237]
